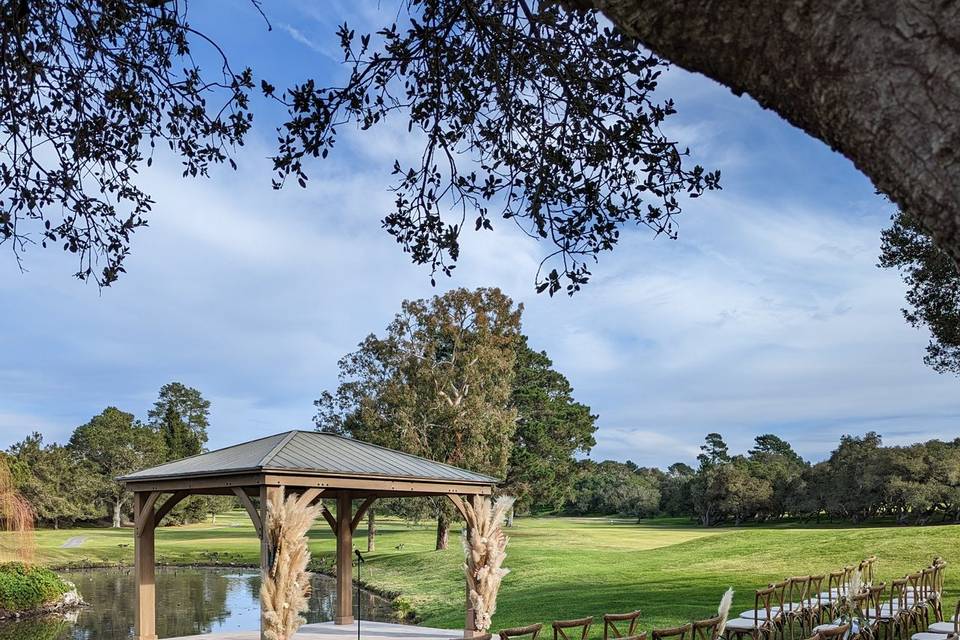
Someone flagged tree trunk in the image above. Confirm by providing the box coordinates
[112,500,122,529]
[367,510,376,553]
[590,0,960,265]
[435,511,450,550]
[506,506,514,528]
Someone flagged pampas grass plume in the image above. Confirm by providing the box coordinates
[717,587,734,637]
[260,491,321,640]
[462,495,515,632]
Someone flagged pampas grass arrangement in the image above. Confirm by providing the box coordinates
[461,495,515,633]
[717,587,735,637]
[261,491,322,640]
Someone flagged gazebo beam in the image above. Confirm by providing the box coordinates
[233,487,264,539]
[321,505,338,534]
[350,497,376,533]
[335,492,354,625]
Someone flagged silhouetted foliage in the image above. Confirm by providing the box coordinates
[272,0,720,295]
[880,210,960,375]
[0,0,254,284]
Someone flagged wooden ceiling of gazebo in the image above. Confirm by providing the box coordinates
[120,431,498,640]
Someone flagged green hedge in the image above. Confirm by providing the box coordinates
[0,563,70,612]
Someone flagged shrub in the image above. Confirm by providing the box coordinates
[0,563,70,612]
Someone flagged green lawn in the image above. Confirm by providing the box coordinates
[7,513,960,635]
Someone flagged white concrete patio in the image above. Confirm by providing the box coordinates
[171,620,465,640]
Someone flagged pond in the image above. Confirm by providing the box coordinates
[0,566,396,640]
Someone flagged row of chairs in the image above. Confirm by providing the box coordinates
[485,608,725,640]
[809,557,949,640]
[479,556,948,640]
[725,556,883,640]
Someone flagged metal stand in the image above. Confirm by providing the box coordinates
[354,549,365,640]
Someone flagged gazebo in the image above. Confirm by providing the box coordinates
[119,430,498,640]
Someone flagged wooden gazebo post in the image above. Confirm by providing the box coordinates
[335,492,354,625]
[134,491,157,640]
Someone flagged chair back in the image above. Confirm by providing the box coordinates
[933,561,948,599]
[691,615,723,640]
[906,572,923,605]
[920,567,936,601]
[499,623,544,640]
[750,583,784,626]
[786,576,811,613]
[651,623,692,640]
[826,569,846,605]
[604,610,642,640]
[889,578,909,611]
[859,556,877,585]
[859,583,886,629]
[808,575,825,606]
[553,617,593,640]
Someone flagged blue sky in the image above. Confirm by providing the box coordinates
[1,0,958,468]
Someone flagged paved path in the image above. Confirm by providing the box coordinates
[171,620,464,640]
[60,536,87,548]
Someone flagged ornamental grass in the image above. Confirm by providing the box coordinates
[461,495,515,633]
[260,491,321,640]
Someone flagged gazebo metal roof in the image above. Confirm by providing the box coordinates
[119,430,497,485]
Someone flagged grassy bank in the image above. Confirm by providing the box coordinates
[7,513,960,634]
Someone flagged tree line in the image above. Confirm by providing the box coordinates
[564,431,960,526]
[316,287,960,550]
[7,287,957,535]
[3,382,232,528]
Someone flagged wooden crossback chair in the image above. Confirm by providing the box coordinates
[860,583,886,640]
[651,623,693,640]
[822,569,848,621]
[905,571,929,636]
[605,611,643,640]
[930,560,948,623]
[784,575,813,639]
[872,577,909,640]
[692,614,724,640]
[808,575,826,629]
[499,623,544,640]
[553,617,594,640]
[726,583,784,640]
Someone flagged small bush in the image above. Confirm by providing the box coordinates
[0,563,70,612]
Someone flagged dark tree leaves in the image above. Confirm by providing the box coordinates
[272,0,720,295]
[879,211,960,375]
[0,0,254,284]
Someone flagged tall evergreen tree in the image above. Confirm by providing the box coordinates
[148,382,211,449]
[503,336,597,514]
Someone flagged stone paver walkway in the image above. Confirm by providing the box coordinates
[170,620,464,640]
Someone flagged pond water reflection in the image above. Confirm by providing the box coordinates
[0,566,395,640]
